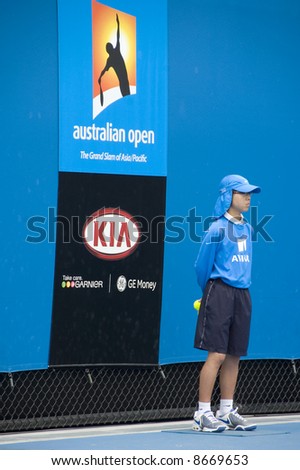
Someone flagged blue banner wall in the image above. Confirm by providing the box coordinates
[159,0,300,364]
[1,0,300,373]
[0,0,58,372]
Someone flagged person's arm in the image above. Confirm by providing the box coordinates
[116,14,120,50]
[98,60,109,84]
[194,226,219,293]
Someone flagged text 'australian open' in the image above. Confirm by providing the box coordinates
[73,122,155,148]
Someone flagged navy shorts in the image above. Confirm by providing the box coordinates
[194,278,252,357]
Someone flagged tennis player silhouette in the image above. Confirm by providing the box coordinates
[98,14,130,106]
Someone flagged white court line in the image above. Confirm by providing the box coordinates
[0,414,299,446]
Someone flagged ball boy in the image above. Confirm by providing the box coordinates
[193,174,261,432]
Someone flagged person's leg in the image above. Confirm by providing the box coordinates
[217,288,252,417]
[198,352,226,405]
[216,354,256,431]
[193,280,233,432]
[219,354,240,400]
[218,354,240,415]
[194,352,228,432]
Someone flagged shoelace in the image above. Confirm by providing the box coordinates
[232,408,246,423]
[204,412,220,423]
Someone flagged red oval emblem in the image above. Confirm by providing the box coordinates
[82,208,140,260]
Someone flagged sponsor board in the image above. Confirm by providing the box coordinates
[50,172,166,366]
[57,0,167,176]
[52,0,167,366]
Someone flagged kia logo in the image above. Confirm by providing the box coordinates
[82,208,140,260]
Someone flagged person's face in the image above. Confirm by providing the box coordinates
[231,190,252,214]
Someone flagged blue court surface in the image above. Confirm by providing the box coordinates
[0,414,299,450]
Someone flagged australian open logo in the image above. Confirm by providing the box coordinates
[92,0,136,119]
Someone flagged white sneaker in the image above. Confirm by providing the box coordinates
[216,407,257,431]
[193,410,227,432]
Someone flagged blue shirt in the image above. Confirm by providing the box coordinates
[195,213,253,292]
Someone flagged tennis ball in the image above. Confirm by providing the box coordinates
[193,299,201,311]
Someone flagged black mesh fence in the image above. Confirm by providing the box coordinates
[0,359,299,433]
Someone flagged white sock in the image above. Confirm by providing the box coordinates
[219,399,233,415]
[197,401,211,413]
